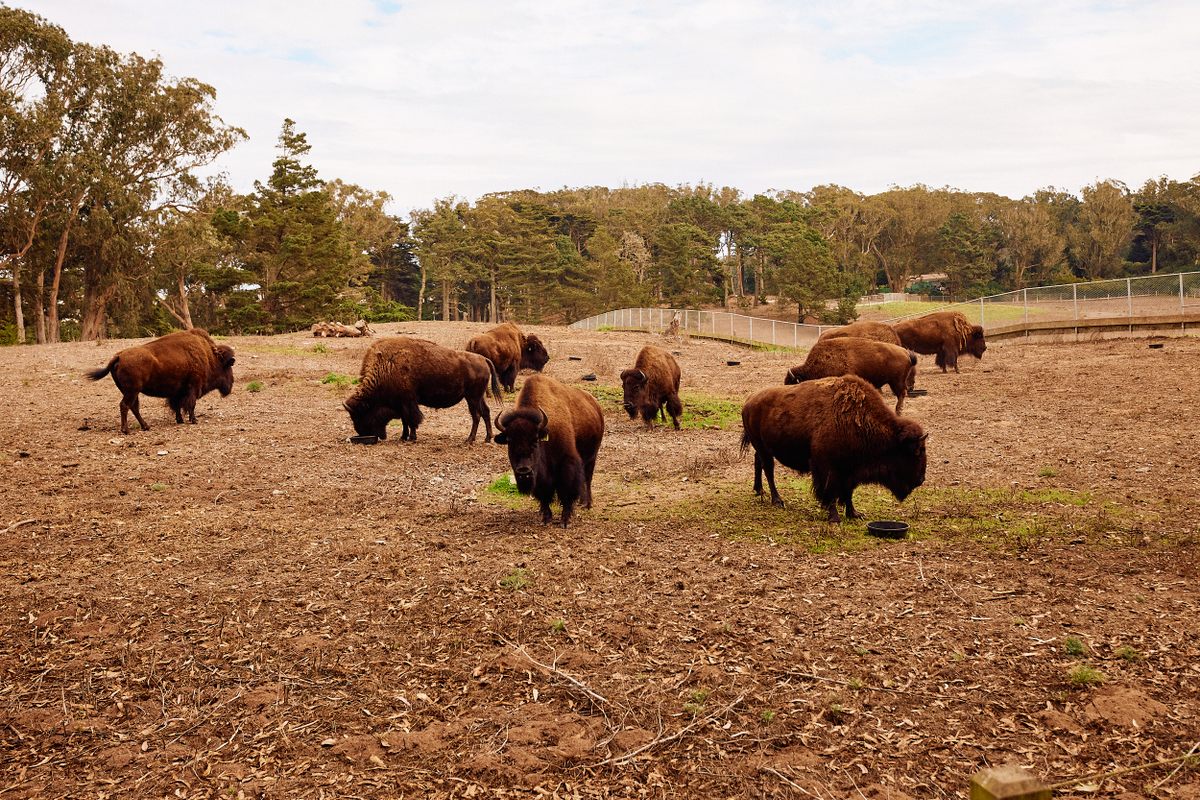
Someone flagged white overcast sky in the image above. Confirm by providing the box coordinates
[21,0,1200,215]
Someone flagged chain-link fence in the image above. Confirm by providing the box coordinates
[570,271,1200,348]
[892,271,1200,329]
[568,307,830,348]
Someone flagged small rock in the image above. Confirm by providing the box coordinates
[581,373,597,381]
[271,489,284,496]
[321,738,336,747]
[156,450,168,456]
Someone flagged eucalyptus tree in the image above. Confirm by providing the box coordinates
[1073,180,1136,280]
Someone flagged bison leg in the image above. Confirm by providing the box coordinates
[811,462,842,522]
[583,456,597,509]
[534,483,556,525]
[183,386,201,424]
[842,489,864,521]
[934,350,947,373]
[465,396,484,444]
[760,454,785,507]
[500,364,518,394]
[665,393,683,430]
[119,392,146,435]
[891,382,906,414]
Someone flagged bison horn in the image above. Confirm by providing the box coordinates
[494,412,506,432]
[636,370,647,382]
[537,407,548,431]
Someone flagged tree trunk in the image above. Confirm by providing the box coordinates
[81,284,116,341]
[157,274,194,329]
[34,267,46,344]
[1151,238,1158,274]
[416,263,427,321]
[11,261,25,344]
[489,265,497,323]
[47,196,83,344]
[441,280,450,321]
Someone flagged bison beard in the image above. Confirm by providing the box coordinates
[86,329,235,435]
[494,375,603,527]
[741,375,927,522]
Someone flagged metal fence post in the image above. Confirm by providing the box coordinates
[772,319,777,346]
[1023,288,1029,326]
[1182,272,1187,317]
[980,296,985,327]
[749,317,754,342]
[794,324,798,347]
[1073,284,1078,321]
[1127,278,1133,330]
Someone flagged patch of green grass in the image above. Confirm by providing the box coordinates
[550,618,567,633]
[1037,467,1058,478]
[1068,663,1105,688]
[1064,637,1087,656]
[682,688,710,717]
[583,384,744,431]
[311,343,330,354]
[1115,645,1143,663]
[149,483,168,492]
[321,372,354,389]
[246,380,264,393]
[499,568,530,592]
[864,300,1048,324]
[482,474,526,509]
[759,709,777,724]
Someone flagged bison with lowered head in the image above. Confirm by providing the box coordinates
[494,374,604,527]
[741,375,927,522]
[466,322,550,393]
[819,320,903,347]
[344,337,502,443]
[892,311,986,373]
[620,345,683,429]
[86,328,235,435]
[785,337,918,413]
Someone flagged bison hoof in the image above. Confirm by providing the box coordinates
[771,497,785,508]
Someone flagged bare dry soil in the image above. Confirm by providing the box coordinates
[3,323,1200,799]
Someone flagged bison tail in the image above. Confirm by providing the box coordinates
[85,358,116,382]
[485,357,503,402]
[739,428,752,457]
[907,350,917,367]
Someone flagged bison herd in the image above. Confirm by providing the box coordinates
[86,310,986,528]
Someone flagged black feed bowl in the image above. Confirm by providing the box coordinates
[349,434,379,445]
[1149,343,1164,349]
[866,520,909,539]
[908,388,929,397]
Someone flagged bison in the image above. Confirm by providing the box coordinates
[740,375,928,523]
[494,374,604,527]
[86,328,235,435]
[466,322,550,393]
[892,311,986,373]
[343,337,502,443]
[785,338,918,413]
[620,345,683,429]
[819,320,903,346]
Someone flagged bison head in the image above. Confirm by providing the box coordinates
[494,408,548,493]
[783,366,807,385]
[619,368,649,419]
[521,335,550,373]
[209,345,237,397]
[883,422,928,502]
[966,326,987,359]
[343,394,392,440]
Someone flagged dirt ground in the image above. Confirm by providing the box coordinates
[3,323,1200,799]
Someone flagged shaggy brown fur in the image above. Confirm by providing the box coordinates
[892,311,986,373]
[785,338,918,413]
[466,322,550,392]
[86,328,235,435]
[741,375,928,522]
[344,337,502,443]
[494,375,604,527]
[820,320,903,346]
[620,345,683,429]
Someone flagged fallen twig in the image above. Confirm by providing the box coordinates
[1,519,37,536]
[589,694,744,768]
[1049,743,1200,793]
[497,635,611,709]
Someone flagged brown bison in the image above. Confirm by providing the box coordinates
[343,337,502,443]
[741,375,928,522]
[620,345,683,429]
[819,320,903,346]
[494,375,604,527]
[86,328,235,435]
[785,338,918,413]
[466,322,550,392]
[892,311,986,373]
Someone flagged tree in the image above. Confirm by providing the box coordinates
[761,222,851,322]
[997,192,1067,288]
[1072,180,1136,280]
[241,119,361,331]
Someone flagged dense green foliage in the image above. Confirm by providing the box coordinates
[3,7,1200,342]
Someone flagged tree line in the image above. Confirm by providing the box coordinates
[3,6,1199,343]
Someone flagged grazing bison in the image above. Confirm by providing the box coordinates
[892,311,986,373]
[494,375,604,527]
[466,322,550,392]
[620,345,683,429]
[740,375,928,523]
[785,338,918,413]
[819,320,903,346]
[343,337,502,443]
[86,328,235,435]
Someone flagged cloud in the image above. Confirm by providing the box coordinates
[23,0,1200,214]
